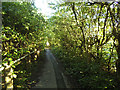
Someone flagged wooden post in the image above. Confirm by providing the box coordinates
[5,66,13,89]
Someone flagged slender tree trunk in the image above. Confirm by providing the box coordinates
[116,39,120,81]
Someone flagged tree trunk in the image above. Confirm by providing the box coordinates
[116,38,120,87]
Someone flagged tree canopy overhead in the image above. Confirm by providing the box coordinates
[1,1,120,89]
[47,1,120,88]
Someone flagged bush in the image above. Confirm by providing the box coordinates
[52,47,117,88]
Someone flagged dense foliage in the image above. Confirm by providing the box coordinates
[48,1,120,88]
[1,1,120,89]
[2,2,46,88]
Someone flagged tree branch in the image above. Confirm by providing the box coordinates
[101,5,110,44]
[71,2,78,25]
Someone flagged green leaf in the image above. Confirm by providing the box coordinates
[13,74,17,78]
[8,58,12,61]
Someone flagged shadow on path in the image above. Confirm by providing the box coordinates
[46,49,66,88]
[31,49,57,88]
[31,49,68,89]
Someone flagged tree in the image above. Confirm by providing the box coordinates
[47,1,120,88]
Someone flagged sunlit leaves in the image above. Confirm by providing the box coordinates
[48,1,119,88]
[2,2,47,88]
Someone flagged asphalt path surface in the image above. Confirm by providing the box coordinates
[32,49,69,89]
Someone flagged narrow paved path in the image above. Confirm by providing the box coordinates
[31,49,69,89]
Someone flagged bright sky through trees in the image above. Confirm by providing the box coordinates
[2,1,120,88]
[34,0,57,18]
